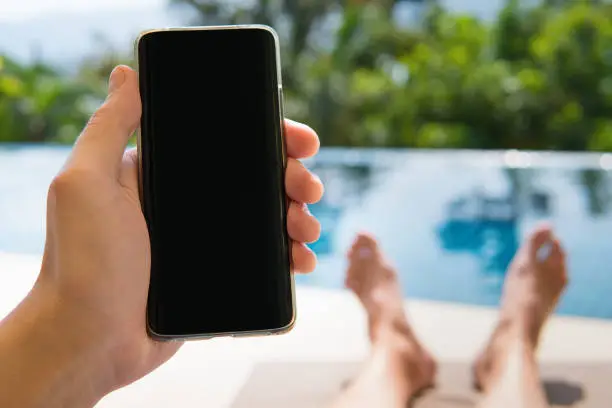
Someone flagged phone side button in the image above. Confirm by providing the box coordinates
[278,86,285,118]
[278,87,287,166]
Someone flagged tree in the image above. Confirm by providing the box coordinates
[169,0,419,146]
[2,0,611,152]
[0,55,94,143]
[168,0,612,151]
[386,0,612,151]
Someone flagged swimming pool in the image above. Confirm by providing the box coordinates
[2,145,612,319]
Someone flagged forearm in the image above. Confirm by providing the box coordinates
[0,285,108,408]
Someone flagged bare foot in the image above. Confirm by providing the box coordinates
[346,233,437,393]
[473,224,568,391]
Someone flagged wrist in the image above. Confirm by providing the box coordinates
[0,282,112,407]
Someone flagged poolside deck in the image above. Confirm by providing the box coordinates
[2,252,612,407]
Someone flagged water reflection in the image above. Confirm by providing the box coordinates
[303,150,612,319]
[436,192,518,274]
[308,163,375,255]
[579,169,611,216]
[2,147,612,319]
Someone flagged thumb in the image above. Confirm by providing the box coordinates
[71,65,141,174]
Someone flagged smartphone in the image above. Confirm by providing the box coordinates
[136,26,293,340]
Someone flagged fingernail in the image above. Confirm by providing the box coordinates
[108,66,126,93]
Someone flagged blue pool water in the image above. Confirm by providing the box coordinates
[2,146,612,319]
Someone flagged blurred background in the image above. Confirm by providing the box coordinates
[2,0,612,317]
[3,1,612,406]
[3,0,612,149]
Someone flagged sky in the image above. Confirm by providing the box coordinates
[0,0,167,21]
[0,0,504,70]
[0,0,184,69]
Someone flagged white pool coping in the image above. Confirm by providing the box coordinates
[2,252,612,407]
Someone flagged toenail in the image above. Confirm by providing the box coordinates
[357,247,373,258]
[537,242,552,262]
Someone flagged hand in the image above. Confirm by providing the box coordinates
[5,65,323,406]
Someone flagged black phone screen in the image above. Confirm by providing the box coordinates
[138,27,292,337]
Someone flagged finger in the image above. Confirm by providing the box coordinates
[287,202,321,244]
[118,148,140,194]
[285,158,324,204]
[285,119,320,159]
[292,242,317,273]
[71,65,141,175]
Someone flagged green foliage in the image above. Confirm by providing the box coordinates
[0,56,96,143]
[0,37,136,143]
[171,0,612,150]
[1,0,612,151]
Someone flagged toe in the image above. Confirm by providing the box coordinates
[350,232,379,260]
[549,239,565,261]
[548,239,568,277]
[528,223,554,257]
[346,232,380,289]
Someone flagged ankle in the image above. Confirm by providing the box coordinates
[369,313,411,342]
[497,314,541,349]
[476,329,538,391]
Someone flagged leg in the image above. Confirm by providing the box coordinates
[474,225,568,408]
[331,234,436,408]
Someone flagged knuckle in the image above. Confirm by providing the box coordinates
[48,168,96,198]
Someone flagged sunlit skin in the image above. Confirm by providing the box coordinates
[0,62,570,408]
[332,225,567,408]
[0,65,324,408]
